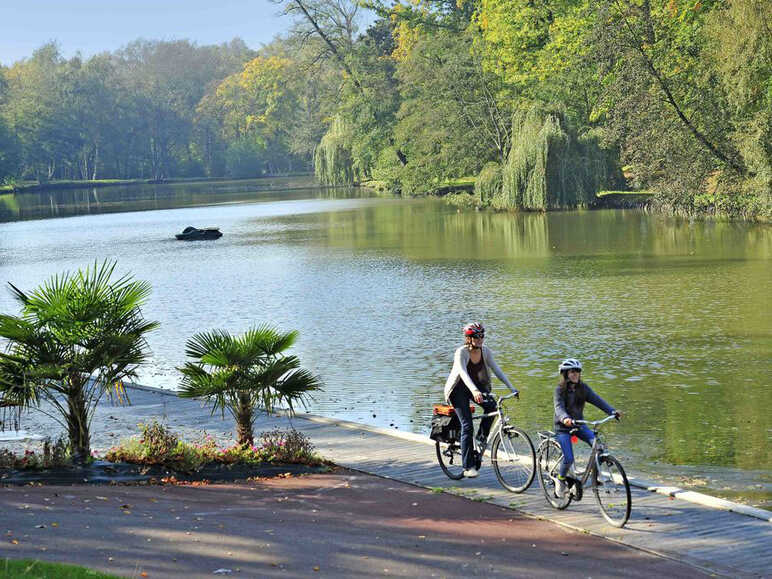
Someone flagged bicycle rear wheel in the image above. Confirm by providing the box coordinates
[491,427,535,493]
[435,440,464,480]
[537,438,572,509]
[593,455,631,527]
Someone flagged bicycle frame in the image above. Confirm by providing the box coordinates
[570,416,616,488]
[435,390,535,491]
[539,414,617,492]
[469,391,518,453]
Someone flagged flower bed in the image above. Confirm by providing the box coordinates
[0,422,331,485]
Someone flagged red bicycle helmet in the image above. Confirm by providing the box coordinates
[463,322,485,338]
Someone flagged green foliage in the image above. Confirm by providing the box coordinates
[103,422,324,470]
[225,137,267,178]
[0,260,159,463]
[1,1,768,218]
[499,106,618,210]
[444,191,481,209]
[178,325,322,446]
[391,26,512,194]
[314,116,361,186]
[474,161,502,205]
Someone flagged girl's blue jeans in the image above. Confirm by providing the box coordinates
[450,387,496,469]
[556,425,595,477]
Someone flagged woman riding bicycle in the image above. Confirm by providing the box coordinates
[444,322,519,478]
[553,358,621,497]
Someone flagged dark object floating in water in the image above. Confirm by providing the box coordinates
[175,226,223,240]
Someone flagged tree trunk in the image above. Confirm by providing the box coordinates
[66,381,91,464]
[91,143,99,181]
[235,394,254,447]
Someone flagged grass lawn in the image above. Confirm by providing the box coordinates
[1,559,121,578]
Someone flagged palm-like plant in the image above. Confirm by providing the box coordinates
[178,326,322,446]
[0,260,159,464]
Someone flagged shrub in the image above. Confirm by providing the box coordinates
[474,162,502,205]
[0,436,71,470]
[258,428,317,464]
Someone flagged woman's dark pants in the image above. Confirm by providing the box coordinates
[450,387,497,470]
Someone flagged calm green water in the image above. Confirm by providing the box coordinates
[0,182,769,506]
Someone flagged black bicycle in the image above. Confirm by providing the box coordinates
[434,392,535,493]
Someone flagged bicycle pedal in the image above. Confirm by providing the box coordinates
[567,477,583,501]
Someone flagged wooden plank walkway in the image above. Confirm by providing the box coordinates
[267,411,771,579]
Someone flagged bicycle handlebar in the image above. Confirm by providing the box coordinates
[574,414,619,428]
[498,391,519,402]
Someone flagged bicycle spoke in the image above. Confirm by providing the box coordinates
[492,427,535,493]
[436,440,464,480]
[593,455,631,527]
[537,439,572,509]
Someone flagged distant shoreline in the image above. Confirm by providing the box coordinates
[1,174,315,194]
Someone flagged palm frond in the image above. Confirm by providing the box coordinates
[178,325,322,420]
[184,330,233,360]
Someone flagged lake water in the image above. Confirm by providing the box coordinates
[0,179,769,507]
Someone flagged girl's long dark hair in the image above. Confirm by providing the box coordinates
[558,372,584,389]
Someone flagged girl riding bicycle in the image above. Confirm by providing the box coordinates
[553,358,621,497]
[444,322,519,478]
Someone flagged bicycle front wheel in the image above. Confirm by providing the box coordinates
[491,427,535,493]
[435,440,464,480]
[537,438,572,509]
[593,455,631,527]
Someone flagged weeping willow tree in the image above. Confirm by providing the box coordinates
[474,162,502,205]
[496,106,619,210]
[314,116,363,186]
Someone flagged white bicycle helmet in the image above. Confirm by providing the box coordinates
[558,358,582,374]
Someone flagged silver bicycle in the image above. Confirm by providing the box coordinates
[536,414,631,527]
[435,391,536,493]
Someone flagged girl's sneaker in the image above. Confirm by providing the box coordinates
[463,468,479,478]
[555,476,567,498]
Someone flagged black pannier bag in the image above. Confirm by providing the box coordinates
[430,413,460,443]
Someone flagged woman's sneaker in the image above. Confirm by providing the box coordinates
[463,468,479,478]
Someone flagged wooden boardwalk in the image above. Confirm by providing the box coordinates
[267,411,771,579]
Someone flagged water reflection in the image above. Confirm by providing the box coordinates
[0,188,769,505]
[0,177,371,222]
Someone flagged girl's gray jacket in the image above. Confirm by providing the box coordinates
[553,381,615,432]
[444,345,517,402]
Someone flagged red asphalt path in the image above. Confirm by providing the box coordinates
[0,469,712,578]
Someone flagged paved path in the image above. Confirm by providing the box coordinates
[0,473,708,579]
[268,412,771,578]
[6,384,771,578]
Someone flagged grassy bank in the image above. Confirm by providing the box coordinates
[0,174,315,194]
[1,559,121,578]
